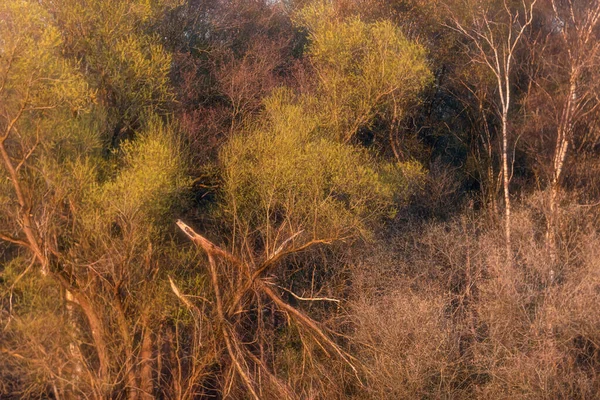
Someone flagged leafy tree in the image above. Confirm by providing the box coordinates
[193,7,430,391]
[296,1,432,144]
[45,0,177,145]
[4,0,600,398]
[0,0,91,271]
[222,88,404,250]
[0,1,188,398]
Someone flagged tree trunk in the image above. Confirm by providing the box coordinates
[70,292,110,383]
[501,110,512,263]
[1,138,110,391]
[547,75,576,264]
[139,326,155,399]
[0,141,47,273]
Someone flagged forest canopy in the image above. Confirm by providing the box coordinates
[1,0,600,399]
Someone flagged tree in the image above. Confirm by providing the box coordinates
[198,86,414,397]
[221,88,407,251]
[296,1,432,146]
[0,0,89,274]
[167,6,430,394]
[448,0,537,261]
[1,1,188,398]
[538,0,600,258]
[45,0,177,146]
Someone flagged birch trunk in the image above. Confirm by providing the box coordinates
[501,109,512,261]
[547,76,577,262]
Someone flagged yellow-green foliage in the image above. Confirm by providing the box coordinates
[0,1,188,395]
[220,5,431,248]
[0,0,96,167]
[1,0,185,241]
[105,34,174,121]
[82,119,188,238]
[0,0,93,230]
[380,159,427,204]
[47,0,177,130]
[1,0,185,246]
[296,1,433,142]
[0,0,91,127]
[221,88,420,245]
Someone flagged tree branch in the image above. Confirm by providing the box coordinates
[0,232,30,248]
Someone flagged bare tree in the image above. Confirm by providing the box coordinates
[544,0,600,257]
[448,0,537,262]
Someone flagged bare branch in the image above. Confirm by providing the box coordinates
[176,219,241,265]
[0,232,30,248]
[168,276,198,312]
[273,283,341,304]
[261,283,362,383]
[272,229,304,257]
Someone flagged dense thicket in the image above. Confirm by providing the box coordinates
[1,0,599,399]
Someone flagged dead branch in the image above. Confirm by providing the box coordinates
[175,220,360,398]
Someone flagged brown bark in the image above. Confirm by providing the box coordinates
[68,291,110,382]
[1,131,110,385]
[139,326,155,399]
[0,140,46,272]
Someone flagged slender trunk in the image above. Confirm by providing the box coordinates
[70,292,110,383]
[547,138,567,265]
[389,98,403,161]
[64,290,83,388]
[139,326,155,399]
[488,162,498,216]
[547,76,576,263]
[0,141,46,273]
[1,140,109,390]
[501,110,512,262]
